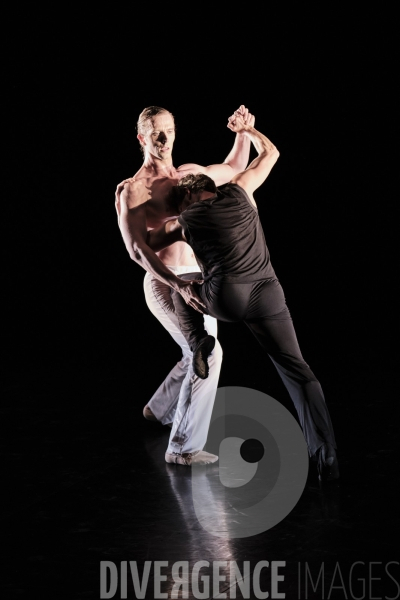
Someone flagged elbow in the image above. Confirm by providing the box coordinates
[261,145,279,161]
[270,146,280,164]
[270,144,279,158]
[128,249,142,263]
[130,251,142,263]
[260,147,280,165]
[129,241,146,263]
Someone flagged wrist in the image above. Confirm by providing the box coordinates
[235,132,250,145]
[237,125,253,137]
[171,276,186,292]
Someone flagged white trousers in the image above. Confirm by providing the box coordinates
[143,266,222,454]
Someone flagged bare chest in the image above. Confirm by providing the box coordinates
[141,178,179,229]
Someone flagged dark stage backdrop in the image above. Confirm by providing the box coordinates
[2,5,398,596]
[4,22,395,410]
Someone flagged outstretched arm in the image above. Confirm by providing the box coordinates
[118,181,205,312]
[177,105,254,186]
[228,116,280,203]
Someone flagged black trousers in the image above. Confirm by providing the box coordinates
[172,274,336,457]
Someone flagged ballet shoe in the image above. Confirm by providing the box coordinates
[165,450,219,466]
[317,443,340,482]
[193,335,215,379]
[143,405,172,427]
[143,405,158,421]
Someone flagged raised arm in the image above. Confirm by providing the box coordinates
[118,181,205,312]
[228,116,280,202]
[177,105,254,186]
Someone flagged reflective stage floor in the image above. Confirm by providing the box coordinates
[2,362,398,600]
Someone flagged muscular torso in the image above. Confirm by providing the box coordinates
[116,164,200,267]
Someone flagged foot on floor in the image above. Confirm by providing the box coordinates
[165,450,219,466]
[317,443,340,482]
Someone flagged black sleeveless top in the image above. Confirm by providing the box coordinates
[178,183,276,282]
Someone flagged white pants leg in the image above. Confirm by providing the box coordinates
[143,266,222,454]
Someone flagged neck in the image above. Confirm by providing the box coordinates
[142,154,176,177]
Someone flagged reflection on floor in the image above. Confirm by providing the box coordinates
[1,374,398,599]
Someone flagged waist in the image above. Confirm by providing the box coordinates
[205,274,278,284]
[148,265,201,277]
[204,265,275,283]
[156,242,197,267]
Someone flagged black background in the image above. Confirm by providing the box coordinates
[2,6,398,598]
[4,8,396,408]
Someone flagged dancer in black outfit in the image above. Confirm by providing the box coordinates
[147,113,339,482]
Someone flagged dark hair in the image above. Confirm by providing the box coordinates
[177,173,217,194]
[168,173,217,213]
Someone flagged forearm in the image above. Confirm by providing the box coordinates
[120,221,183,289]
[243,125,278,158]
[129,241,184,290]
[223,133,251,173]
[230,121,280,193]
[127,237,205,312]
[146,221,183,253]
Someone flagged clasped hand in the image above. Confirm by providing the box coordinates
[227,104,255,133]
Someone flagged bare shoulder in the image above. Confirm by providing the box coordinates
[176,163,204,177]
[119,178,150,209]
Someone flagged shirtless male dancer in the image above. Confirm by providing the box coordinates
[147,114,339,481]
[115,105,254,465]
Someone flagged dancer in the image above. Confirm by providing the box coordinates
[146,114,339,481]
[116,105,254,465]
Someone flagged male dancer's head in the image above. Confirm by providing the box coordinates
[168,173,218,213]
[136,106,176,162]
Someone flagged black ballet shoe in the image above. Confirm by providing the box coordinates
[193,335,216,379]
[143,405,172,427]
[317,443,340,482]
[143,405,158,421]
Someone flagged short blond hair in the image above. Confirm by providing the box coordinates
[136,106,175,155]
[136,106,174,135]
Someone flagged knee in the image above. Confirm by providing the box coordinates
[300,365,320,386]
[285,358,319,386]
[304,377,323,392]
[297,372,320,388]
